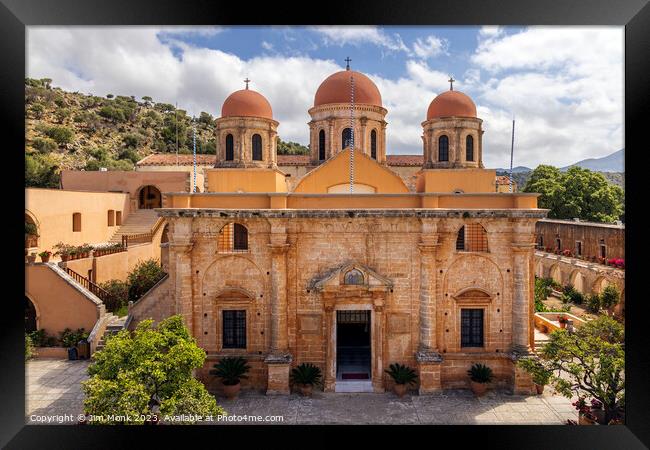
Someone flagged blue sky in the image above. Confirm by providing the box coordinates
[27,26,623,169]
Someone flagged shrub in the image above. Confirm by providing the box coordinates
[41,125,74,146]
[384,363,418,385]
[59,328,89,348]
[25,334,34,361]
[517,357,552,386]
[31,137,58,153]
[534,277,552,312]
[562,285,584,305]
[467,363,493,384]
[99,279,129,312]
[127,259,166,302]
[210,357,250,386]
[290,363,323,387]
[586,293,601,313]
[27,329,57,347]
[600,285,620,311]
[25,153,61,188]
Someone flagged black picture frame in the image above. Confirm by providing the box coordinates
[3,0,648,447]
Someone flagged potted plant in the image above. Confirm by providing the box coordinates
[467,363,493,396]
[384,363,418,397]
[209,356,250,399]
[573,398,598,425]
[517,358,552,395]
[590,399,606,424]
[290,363,322,397]
[27,252,37,264]
[54,242,72,262]
[38,250,51,263]
[79,243,93,258]
[558,315,568,329]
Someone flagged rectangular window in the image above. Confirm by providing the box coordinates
[556,238,561,250]
[600,244,607,259]
[576,241,582,256]
[538,235,543,249]
[461,309,484,348]
[72,213,82,232]
[222,310,246,349]
[116,211,122,226]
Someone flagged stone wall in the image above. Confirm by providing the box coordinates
[536,219,624,260]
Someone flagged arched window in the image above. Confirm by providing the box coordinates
[342,128,352,149]
[225,134,234,161]
[344,269,364,285]
[438,135,449,161]
[318,129,326,160]
[218,223,248,253]
[25,297,37,333]
[252,134,262,161]
[370,129,377,159]
[456,223,488,252]
[466,135,474,161]
[25,213,39,248]
[72,213,82,232]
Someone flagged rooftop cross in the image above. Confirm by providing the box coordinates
[448,75,455,91]
[345,57,352,70]
[244,78,251,89]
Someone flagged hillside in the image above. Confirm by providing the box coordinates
[24,78,308,187]
[561,149,624,172]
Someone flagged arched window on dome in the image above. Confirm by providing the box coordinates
[342,128,352,150]
[466,135,474,161]
[225,134,234,161]
[252,134,262,161]
[371,129,377,159]
[438,135,449,162]
[318,129,326,161]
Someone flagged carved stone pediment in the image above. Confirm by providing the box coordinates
[309,261,393,293]
[452,287,492,303]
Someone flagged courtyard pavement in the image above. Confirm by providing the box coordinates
[26,359,578,425]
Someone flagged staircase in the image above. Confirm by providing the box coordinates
[109,209,160,244]
[95,314,129,351]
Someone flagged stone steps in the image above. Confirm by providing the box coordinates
[109,210,160,243]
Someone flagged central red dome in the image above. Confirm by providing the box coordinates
[314,70,382,107]
[427,90,476,120]
[221,89,273,119]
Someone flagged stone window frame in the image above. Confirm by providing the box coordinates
[438,135,449,162]
[370,129,377,159]
[214,294,254,353]
[455,223,489,253]
[217,222,250,254]
[341,127,353,150]
[465,134,474,162]
[575,240,583,256]
[450,290,492,353]
[251,133,263,161]
[318,129,326,161]
[225,133,234,161]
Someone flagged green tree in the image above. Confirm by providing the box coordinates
[142,96,153,107]
[537,315,624,423]
[277,137,309,155]
[127,259,166,302]
[30,103,45,119]
[600,285,620,313]
[198,111,214,125]
[25,153,60,188]
[523,165,624,223]
[82,316,224,424]
[98,279,129,313]
[534,277,551,312]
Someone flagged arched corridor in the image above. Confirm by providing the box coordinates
[138,185,162,209]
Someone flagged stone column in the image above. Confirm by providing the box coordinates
[264,231,292,395]
[360,117,367,156]
[238,126,245,164]
[323,301,336,392]
[380,121,387,164]
[268,129,277,167]
[371,298,385,392]
[327,118,335,159]
[511,241,536,394]
[169,240,194,333]
[478,128,484,168]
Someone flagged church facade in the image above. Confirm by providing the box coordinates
[137,66,546,395]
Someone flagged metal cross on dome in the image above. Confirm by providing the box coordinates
[345,57,352,70]
[244,78,251,89]
[448,75,455,91]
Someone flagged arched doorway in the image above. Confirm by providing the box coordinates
[138,185,162,209]
[25,212,39,249]
[25,296,37,332]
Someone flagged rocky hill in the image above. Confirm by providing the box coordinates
[24,78,308,187]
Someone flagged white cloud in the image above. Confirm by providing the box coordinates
[261,41,274,51]
[310,26,409,54]
[412,35,448,59]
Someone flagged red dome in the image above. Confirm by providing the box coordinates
[221,89,273,119]
[314,70,382,107]
[427,90,476,120]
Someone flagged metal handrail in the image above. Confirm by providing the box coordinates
[64,266,111,303]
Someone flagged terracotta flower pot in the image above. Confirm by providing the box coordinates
[394,383,408,398]
[470,381,488,397]
[535,384,545,395]
[40,254,50,263]
[578,413,597,425]
[27,254,36,264]
[559,321,566,329]
[299,384,313,397]
[223,382,241,400]
[61,254,70,262]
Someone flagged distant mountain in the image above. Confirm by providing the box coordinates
[561,149,624,173]
[495,166,532,173]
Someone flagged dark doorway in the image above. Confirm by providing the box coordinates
[336,310,371,380]
[138,185,162,209]
[25,297,37,332]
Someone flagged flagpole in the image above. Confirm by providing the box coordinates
[509,117,515,193]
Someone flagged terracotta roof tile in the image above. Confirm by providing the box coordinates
[386,155,423,166]
[496,175,516,185]
[277,154,311,165]
[137,154,215,166]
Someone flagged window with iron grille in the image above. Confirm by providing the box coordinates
[218,223,249,253]
[456,224,488,252]
[225,134,234,161]
[222,310,246,349]
[370,129,377,159]
[461,308,484,347]
[600,240,607,258]
[252,134,263,161]
[318,129,326,160]
[337,310,370,324]
[438,135,449,161]
[466,135,474,161]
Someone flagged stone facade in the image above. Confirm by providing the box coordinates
[153,209,542,395]
[214,116,279,169]
[535,218,624,261]
[422,116,484,169]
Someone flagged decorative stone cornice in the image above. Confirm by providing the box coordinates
[268,243,291,254]
[415,350,443,363]
[264,352,293,364]
[417,243,440,254]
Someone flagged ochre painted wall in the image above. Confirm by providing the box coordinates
[25,264,100,336]
[293,149,410,194]
[416,168,497,193]
[205,168,288,193]
[25,188,130,254]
